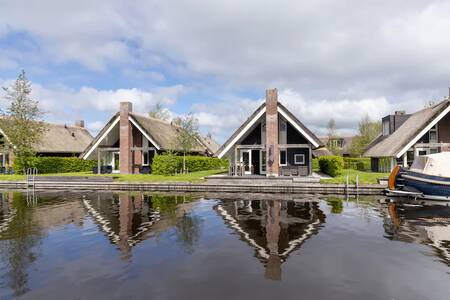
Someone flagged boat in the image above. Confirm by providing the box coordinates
[387,152,450,201]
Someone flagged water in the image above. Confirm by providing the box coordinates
[0,191,450,300]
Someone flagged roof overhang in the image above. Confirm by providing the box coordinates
[396,103,450,158]
[277,106,320,148]
[128,116,161,150]
[217,107,266,158]
[82,116,120,159]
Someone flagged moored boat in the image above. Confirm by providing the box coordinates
[387,152,450,201]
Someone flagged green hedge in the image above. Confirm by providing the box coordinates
[318,156,344,177]
[312,158,320,171]
[343,157,371,171]
[14,157,97,174]
[152,154,228,175]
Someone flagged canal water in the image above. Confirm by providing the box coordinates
[0,191,449,300]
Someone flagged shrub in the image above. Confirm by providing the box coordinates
[13,156,97,174]
[152,154,228,175]
[343,157,371,171]
[318,156,344,177]
[312,158,320,171]
[152,153,180,175]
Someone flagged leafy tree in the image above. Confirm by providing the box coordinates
[327,118,336,139]
[350,114,381,156]
[148,102,171,121]
[173,113,199,173]
[1,70,47,172]
[326,118,341,155]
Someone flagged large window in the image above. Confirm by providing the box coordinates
[279,149,287,166]
[429,125,438,143]
[294,154,305,165]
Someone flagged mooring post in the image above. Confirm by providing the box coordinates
[345,174,349,195]
[356,174,359,196]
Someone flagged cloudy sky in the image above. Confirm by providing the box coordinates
[1,0,449,142]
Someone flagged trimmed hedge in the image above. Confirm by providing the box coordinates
[14,157,97,174]
[318,156,344,177]
[152,154,228,175]
[343,157,371,171]
[312,158,320,171]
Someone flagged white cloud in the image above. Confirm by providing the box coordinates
[1,1,450,140]
[0,78,184,134]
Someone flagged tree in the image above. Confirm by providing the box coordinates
[327,118,336,139]
[350,114,381,156]
[173,113,199,173]
[1,70,47,171]
[326,118,340,155]
[148,102,171,121]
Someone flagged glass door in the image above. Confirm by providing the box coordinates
[240,150,252,175]
[260,150,266,174]
[113,152,120,173]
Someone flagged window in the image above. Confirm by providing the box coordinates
[382,120,390,136]
[294,154,305,165]
[279,119,287,132]
[430,148,439,154]
[279,149,287,166]
[429,125,438,143]
[142,151,149,165]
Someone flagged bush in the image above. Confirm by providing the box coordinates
[13,156,97,174]
[151,153,180,175]
[343,157,371,171]
[152,154,228,175]
[312,158,320,171]
[318,156,344,177]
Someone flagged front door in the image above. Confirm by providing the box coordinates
[240,150,252,175]
[112,152,120,173]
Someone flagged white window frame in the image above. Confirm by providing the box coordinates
[294,154,305,165]
[279,149,287,166]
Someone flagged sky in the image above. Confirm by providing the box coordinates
[1,0,450,143]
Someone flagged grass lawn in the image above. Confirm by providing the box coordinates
[0,169,227,183]
[320,169,390,185]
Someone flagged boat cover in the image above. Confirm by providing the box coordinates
[410,152,450,177]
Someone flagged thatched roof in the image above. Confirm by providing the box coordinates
[312,147,333,157]
[320,136,354,155]
[364,100,450,158]
[0,118,93,154]
[81,112,216,158]
[130,112,210,153]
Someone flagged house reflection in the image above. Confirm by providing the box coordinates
[216,200,325,280]
[383,202,450,266]
[82,192,198,258]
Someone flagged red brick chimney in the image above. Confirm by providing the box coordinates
[120,102,133,174]
[265,89,279,176]
[75,120,85,128]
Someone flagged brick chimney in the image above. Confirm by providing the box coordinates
[120,102,133,174]
[265,89,279,176]
[75,120,85,128]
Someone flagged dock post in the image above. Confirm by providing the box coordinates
[345,174,349,195]
[356,175,359,196]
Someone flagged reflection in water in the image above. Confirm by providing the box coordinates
[216,200,326,280]
[0,192,45,297]
[383,202,450,266]
[1,192,450,299]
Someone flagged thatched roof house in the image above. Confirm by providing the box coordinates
[81,102,218,174]
[0,118,93,167]
[216,89,323,177]
[364,99,450,172]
